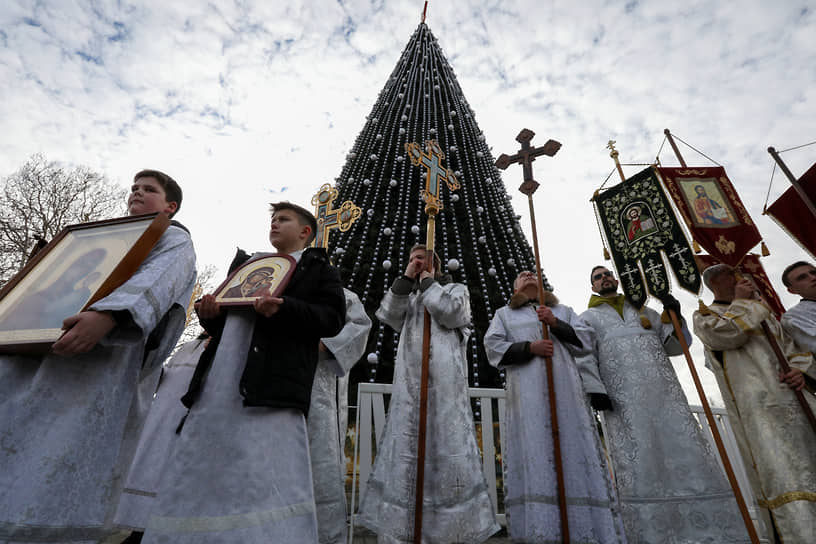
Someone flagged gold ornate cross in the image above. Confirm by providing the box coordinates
[405,139,460,216]
[310,183,361,249]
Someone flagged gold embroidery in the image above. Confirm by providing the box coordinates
[761,491,816,510]
[715,235,736,254]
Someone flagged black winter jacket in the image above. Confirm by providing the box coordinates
[200,247,345,415]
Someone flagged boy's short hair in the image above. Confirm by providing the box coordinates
[134,169,183,217]
[782,260,812,287]
[269,201,318,244]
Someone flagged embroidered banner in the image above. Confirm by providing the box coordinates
[593,166,701,309]
[658,166,761,266]
[695,253,785,319]
[765,161,816,259]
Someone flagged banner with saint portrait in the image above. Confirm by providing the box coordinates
[593,167,701,309]
[657,166,762,266]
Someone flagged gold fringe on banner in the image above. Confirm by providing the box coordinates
[603,247,611,260]
[761,241,770,256]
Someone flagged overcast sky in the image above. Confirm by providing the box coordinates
[1,0,814,404]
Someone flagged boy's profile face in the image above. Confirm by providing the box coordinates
[128,177,178,216]
[269,209,310,251]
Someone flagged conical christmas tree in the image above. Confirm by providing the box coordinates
[329,22,551,398]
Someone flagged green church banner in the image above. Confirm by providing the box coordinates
[593,167,701,309]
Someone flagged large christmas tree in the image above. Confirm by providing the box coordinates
[328,22,550,396]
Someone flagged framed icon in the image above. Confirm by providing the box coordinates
[213,253,297,306]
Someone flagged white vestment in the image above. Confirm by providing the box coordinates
[114,336,209,530]
[580,300,750,543]
[310,289,371,544]
[0,225,196,543]
[484,302,626,543]
[358,280,500,543]
[781,299,816,354]
[141,308,318,544]
[694,299,816,544]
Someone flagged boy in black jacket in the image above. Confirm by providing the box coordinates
[140,202,344,544]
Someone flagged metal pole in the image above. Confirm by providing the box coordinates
[767,146,816,220]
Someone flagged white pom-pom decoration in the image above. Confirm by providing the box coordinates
[390,179,398,187]
[451,194,459,202]
[447,259,460,271]
[383,227,393,236]
[366,209,375,217]
[411,225,420,234]
[382,260,392,270]
[367,353,378,364]
[488,267,497,276]
[476,206,484,214]
[478,236,487,244]
[370,154,378,161]
[507,258,515,266]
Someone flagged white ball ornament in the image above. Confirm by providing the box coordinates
[507,226,513,233]
[449,146,458,152]
[478,134,485,141]
[396,156,404,162]
[367,209,375,217]
[401,115,408,121]
[476,206,484,214]
[367,353,378,364]
[382,260,392,270]
[476,151,484,157]
[349,152,357,159]
[389,179,398,187]
[376,134,383,140]
[451,194,459,202]
[347,177,354,183]
[478,236,487,244]
[507,258,515,266]
[370,154,378,161]
[411,225,420,235]
[488,267,497,276]
[429,128,436,135]
[399,128,406,135]
[372,118,378,123]
[450,110,457,117]
[448,124,454,131]
[447,259,460,271]
[398,93,404,99]
[383,227,393,236]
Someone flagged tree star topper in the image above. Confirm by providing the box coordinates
[405,139,460,215]
[495,128,561,195]
[310,183,361,249]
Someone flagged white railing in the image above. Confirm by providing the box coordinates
[349,383,764,539]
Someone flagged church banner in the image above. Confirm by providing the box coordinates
[765,161,816,259]
[657,166,761,266]
[695,253,785,319]
[594,166,701,309]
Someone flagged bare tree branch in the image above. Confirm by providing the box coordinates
[0,154,128,287]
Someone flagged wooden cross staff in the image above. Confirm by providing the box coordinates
[404,138,459,544]
[310,183,361,249]
[496,128,569,542]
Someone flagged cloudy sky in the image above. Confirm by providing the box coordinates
[1,1,814,403]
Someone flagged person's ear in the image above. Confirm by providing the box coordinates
[164,201,178,215]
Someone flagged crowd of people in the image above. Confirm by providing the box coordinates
[0,169,814,543]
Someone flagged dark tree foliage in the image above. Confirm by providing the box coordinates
[326,24,551,401]
[0,154,127,287]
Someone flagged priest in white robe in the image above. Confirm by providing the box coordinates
[694,264,816,543]
[579,265,751,543]
[780,260,816,354]
[113,334,210,537]
[357,245,500,544]
[0,171,196,544]
[141,202,345,544]
[310,288,371,544]
[484,271,626,543]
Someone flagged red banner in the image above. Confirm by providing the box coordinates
[695,253,785,319]
[765,162,816,259]
[658,167,762,266]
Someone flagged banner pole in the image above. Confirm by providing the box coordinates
[664,128,688,168]
[767,147,816,220]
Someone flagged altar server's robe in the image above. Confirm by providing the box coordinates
[484,302,627,543]
[580,301,750,543]
[0,225,196,543]
[694,299,816,544]
[357,279,500,544]
[781,299,816,354]
[114,336,209,530]
[310,288,371,544]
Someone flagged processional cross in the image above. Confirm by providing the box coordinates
[310,183,361,249]
[495,128,570,543]
[403,138,459,544]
